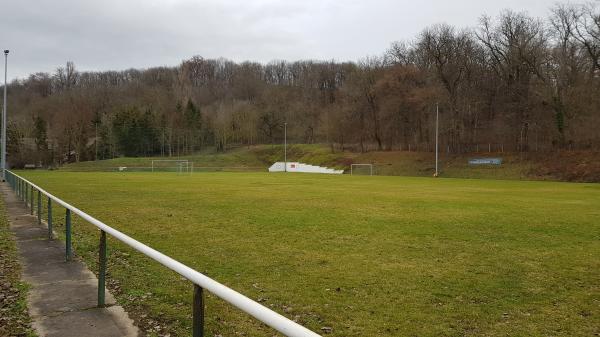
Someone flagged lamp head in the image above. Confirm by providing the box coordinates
[3,50,8,55]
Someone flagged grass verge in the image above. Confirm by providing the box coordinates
[0,193,37,337]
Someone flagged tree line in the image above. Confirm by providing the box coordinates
[3,3,600,167]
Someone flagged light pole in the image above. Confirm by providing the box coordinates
[95,122,98,161]
[2,50,8,182]
[284,122,287,172]
[435,102,439,177]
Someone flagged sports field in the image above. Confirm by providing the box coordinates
[17,171,600,336]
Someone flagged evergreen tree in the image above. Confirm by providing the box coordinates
[33,115,49,151]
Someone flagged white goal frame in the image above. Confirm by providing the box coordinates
[151,160,191,174]
[350,164,373,176]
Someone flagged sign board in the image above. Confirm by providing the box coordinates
[469,158,502,165]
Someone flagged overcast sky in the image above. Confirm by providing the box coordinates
[2,0,558,80]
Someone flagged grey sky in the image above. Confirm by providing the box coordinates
[2,0,555,80]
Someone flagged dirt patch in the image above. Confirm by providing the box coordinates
[527,151,600,182]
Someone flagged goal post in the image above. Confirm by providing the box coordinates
[350,164,374,176]
[151,160,190,174]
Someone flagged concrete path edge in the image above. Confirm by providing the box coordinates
[1,183,139,337]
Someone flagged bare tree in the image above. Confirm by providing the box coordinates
[477,11,548,151]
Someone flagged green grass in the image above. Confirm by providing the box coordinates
[17,171,600,336]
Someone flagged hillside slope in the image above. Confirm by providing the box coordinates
[60,145,600,182]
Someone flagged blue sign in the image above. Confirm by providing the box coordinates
[469,158,502,165]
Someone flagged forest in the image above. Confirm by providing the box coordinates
[3,3,600,167]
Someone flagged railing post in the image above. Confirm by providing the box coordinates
[193,284,204,337]
[30,186,34,215]
[65,209,72,261]
[98,230,107,307]
[37,190,42,225]
[47,198,53,239]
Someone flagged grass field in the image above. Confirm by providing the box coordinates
[16,171,600,336]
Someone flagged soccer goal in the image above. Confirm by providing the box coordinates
[151,160,191,174]
[350,164,374,176]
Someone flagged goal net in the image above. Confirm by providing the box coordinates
[151,160,191,174]
[350,164,374,176]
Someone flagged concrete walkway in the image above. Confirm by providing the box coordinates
[1,183,139,337]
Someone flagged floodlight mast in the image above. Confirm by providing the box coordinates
[284,122,287,172]
[2,50,8,182]
[435,102,439,177]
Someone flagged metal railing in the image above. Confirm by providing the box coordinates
[5,170,321,337]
